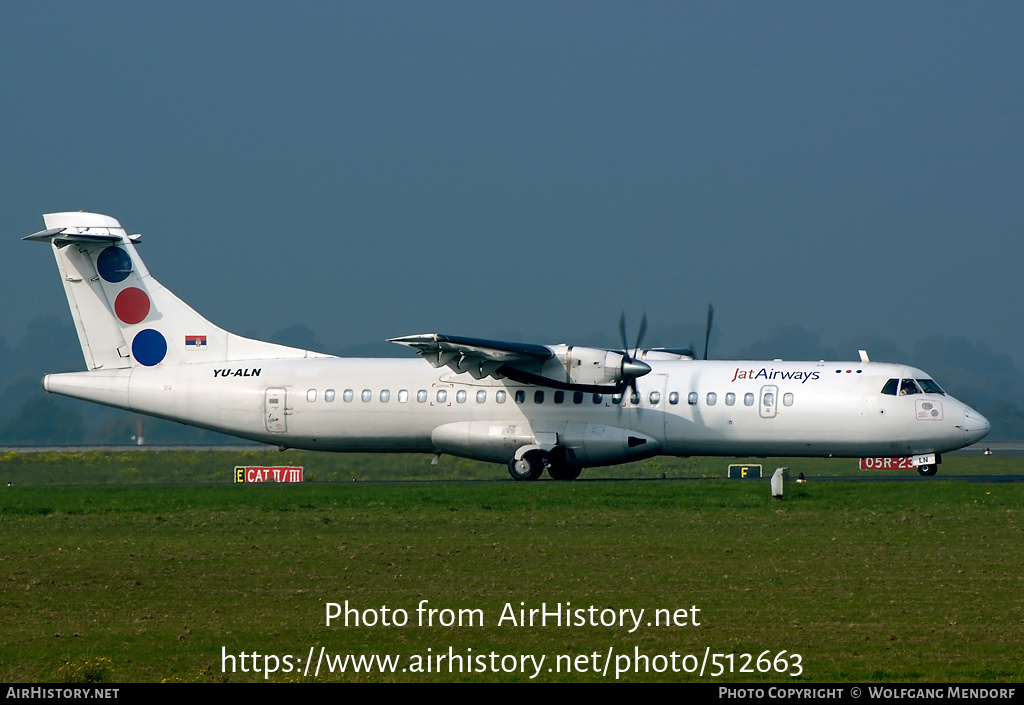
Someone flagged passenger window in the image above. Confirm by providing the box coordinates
[534,391,545,404]
[649,391,661,405]
[687,392,698,405]
[416,389,427,403]
[573,391,584,404]
[881,379,899,396]
[436,389,448,403]
[456,390,467,403]
[343,389,354,402]
[725,392,735,406]
[554,391,565,404]
[630,391,640,405]
[398,389,409,403]
[668,392,679,405]
[763,392,774,406]
[515,390,526,404]
[476,390,487,403]
[380,389,391,403]
[324,389,336,402]
[361,389,372,403]
[706,392,717,406]
[611,393,622,404]
[593,393,604,404]
[744,393,754,406]
[306,389,317,402]
[496,390,507,404]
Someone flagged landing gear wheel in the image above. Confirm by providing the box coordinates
[547,448,581,481]
[508,450,545,481]
[917,464,938,476]
[547,464,582,481]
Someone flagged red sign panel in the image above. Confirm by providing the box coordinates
[234,466,304,483]
[859,457,916,470]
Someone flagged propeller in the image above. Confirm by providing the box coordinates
[686,304,715,360]
[617,312,651,398]
[702,304,715,360]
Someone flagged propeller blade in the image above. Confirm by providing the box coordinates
[703,304,715,360]
[634,312,648,357]
[615,312,652,397]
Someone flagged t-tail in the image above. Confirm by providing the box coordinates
[25,212,328,409]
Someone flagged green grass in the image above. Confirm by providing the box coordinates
[0,451,1022,682]
[0,447,1014,486]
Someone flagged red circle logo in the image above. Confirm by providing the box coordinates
[114,287,151,325]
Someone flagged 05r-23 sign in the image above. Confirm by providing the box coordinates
[859,457,919,470]
[234,466,304,483]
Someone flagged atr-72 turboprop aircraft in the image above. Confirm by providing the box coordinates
[27,212,990,479]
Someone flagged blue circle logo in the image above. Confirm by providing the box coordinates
[132,329,167,366]
[97,246,133,283]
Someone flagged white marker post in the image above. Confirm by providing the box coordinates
[771,467,788,499]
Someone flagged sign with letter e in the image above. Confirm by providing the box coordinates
[728,464,762,479]
[234,466,304,483]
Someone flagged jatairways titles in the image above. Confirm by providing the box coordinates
[730,368,821,383]
[25,211,990,481]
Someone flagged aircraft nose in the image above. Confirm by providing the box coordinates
[963,407,991,445]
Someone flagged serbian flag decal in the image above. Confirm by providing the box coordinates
[185,335,207,349]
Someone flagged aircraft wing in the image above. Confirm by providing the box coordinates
[389,333,650,392]
[388,333,553,380]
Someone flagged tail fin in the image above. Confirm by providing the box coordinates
[26,212,326,370]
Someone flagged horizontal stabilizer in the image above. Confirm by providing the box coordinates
[24,227,123,247]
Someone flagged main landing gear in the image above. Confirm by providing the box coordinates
[507,448,582,481]
[508,450,545,481]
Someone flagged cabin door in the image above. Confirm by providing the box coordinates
[759,385,779,419]
[265,388,288,433]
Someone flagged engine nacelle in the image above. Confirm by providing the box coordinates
[539,345,650,388]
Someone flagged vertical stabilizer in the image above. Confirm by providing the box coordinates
[26,212,328,370]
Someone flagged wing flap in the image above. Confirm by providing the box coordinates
[389,333,553,380]
[389,334,552,364]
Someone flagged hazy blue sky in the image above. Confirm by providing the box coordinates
[3,2,1022,363]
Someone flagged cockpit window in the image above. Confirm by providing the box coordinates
[881,379,899,396]
[917,378,945,394]
[899,379,922,395]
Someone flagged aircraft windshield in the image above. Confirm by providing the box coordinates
[899,379,922,395]
[880,378,946,396]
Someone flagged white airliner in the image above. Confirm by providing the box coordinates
[27,212,990,479]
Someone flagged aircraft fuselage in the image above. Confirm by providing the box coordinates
[44,356,987,464]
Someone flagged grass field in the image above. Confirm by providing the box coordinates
[0,446,1016,485]
[1,450,1022,683]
